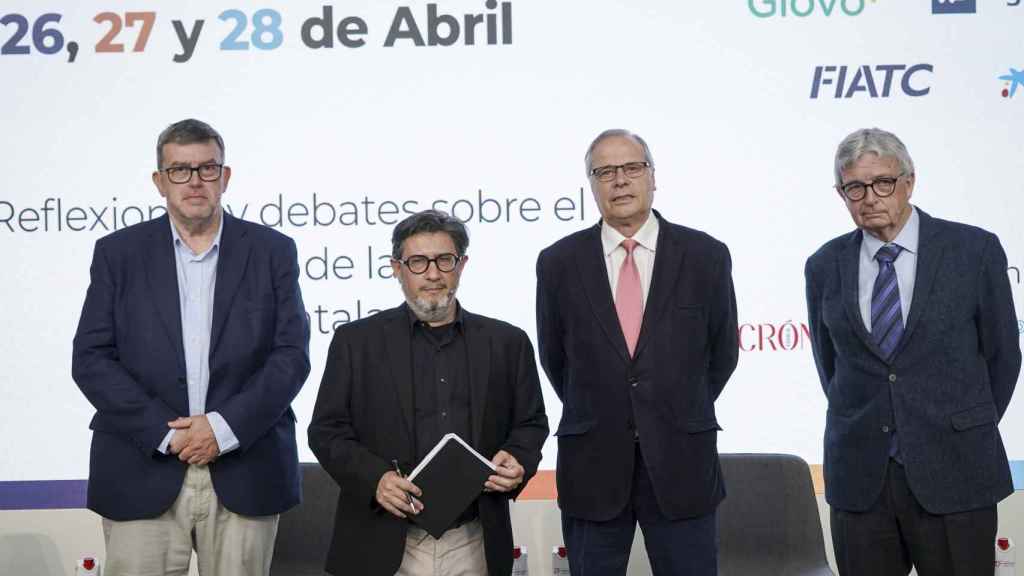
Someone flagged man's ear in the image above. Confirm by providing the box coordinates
[153,171,167,198]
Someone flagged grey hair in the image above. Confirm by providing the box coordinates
[584,129,655,176]
[391,210,470,259]
[834,128,915,187]
[156,119,225,169]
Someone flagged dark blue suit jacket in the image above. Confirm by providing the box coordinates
[536,211,739,521]
[72,213,310,520]
[805,208,1019,514]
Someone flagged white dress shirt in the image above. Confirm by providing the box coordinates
[601,213,660,311]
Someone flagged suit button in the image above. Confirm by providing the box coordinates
[888,374,897,383]
[628,377,639,388]
[882,425,890,433]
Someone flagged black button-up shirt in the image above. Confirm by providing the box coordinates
[406,305,477,525]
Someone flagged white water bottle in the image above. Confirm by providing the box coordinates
[996,537,1016,576]
[552,545,570,575]
[512,545,529,576]
[76,556,101,576]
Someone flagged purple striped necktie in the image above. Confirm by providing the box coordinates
[871,243,904,360]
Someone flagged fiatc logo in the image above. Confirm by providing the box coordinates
[999,68,1024,98]
[932,0,976,14]
[748,0,869,18]
[810,64,933,99]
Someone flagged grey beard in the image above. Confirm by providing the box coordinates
[408,291,455,324]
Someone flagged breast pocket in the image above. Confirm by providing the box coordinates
[676,304,704,318]
[669,304,707,353]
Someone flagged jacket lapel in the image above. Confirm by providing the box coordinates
[839,229,889,362]
[634,213,685,359]
[463,311,491,447]
[384,307,416,449]
[210,213,251,355]
[145,216,186,373]
[575,222,630,363]
[896,209,942,358]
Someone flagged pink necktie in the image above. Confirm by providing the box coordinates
[616,239,643,357]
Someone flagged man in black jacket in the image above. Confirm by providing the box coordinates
[536,129,739,575]
[310,209,548,576]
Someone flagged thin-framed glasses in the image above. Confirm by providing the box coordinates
[590,161,650,182]
[838,174,904,201]
[396,253,462,274]
[161,163,224,184]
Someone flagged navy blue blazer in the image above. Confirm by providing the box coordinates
[805,208,1019,514]
[72,213,310,520]
[536,211,739,521]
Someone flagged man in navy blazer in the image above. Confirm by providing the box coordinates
[72,119,310,575]
[536,129,738,575]
[806,128,1019,575]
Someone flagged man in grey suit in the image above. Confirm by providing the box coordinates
[805,127,1020,575]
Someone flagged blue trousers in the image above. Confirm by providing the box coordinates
[561,444,718,576]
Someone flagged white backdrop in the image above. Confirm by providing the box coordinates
[2,0,1022,483]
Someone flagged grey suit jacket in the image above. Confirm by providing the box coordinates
[805,208,1019,514]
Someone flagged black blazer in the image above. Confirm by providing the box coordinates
[536,211,739,521]
[805,208,1019,514]
[308,305,548,576]
[72,213,311,520]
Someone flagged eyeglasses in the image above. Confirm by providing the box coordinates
[590,161,650,182]
[838,174,904,201]
[396,253,462,274]
[161,163,224,184]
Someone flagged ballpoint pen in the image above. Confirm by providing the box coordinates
[392,459,417,513]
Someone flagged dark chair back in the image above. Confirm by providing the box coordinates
[718,453,834,576]
[270,462,338,576]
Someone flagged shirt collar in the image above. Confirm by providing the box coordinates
[600,212,659,257]
[170,213,224,258]
[862,205,919,258]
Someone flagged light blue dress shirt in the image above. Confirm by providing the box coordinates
[858,206,920,332]
[158,215,240,455]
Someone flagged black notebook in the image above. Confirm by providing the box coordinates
[407,433,496,539]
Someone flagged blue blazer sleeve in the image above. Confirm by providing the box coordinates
[805,257,835,397]
[215,236,311,451]
[977,233,1021,419]
[72,238,179,454]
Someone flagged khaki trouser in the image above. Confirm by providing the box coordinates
[102,465,279,576]
[396,520,489,576]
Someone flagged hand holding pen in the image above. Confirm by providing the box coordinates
[375,459,422,519]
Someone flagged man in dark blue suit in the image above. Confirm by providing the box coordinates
[806,127,1019,576]
[72,119,310,575]
[536,129,738,575]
